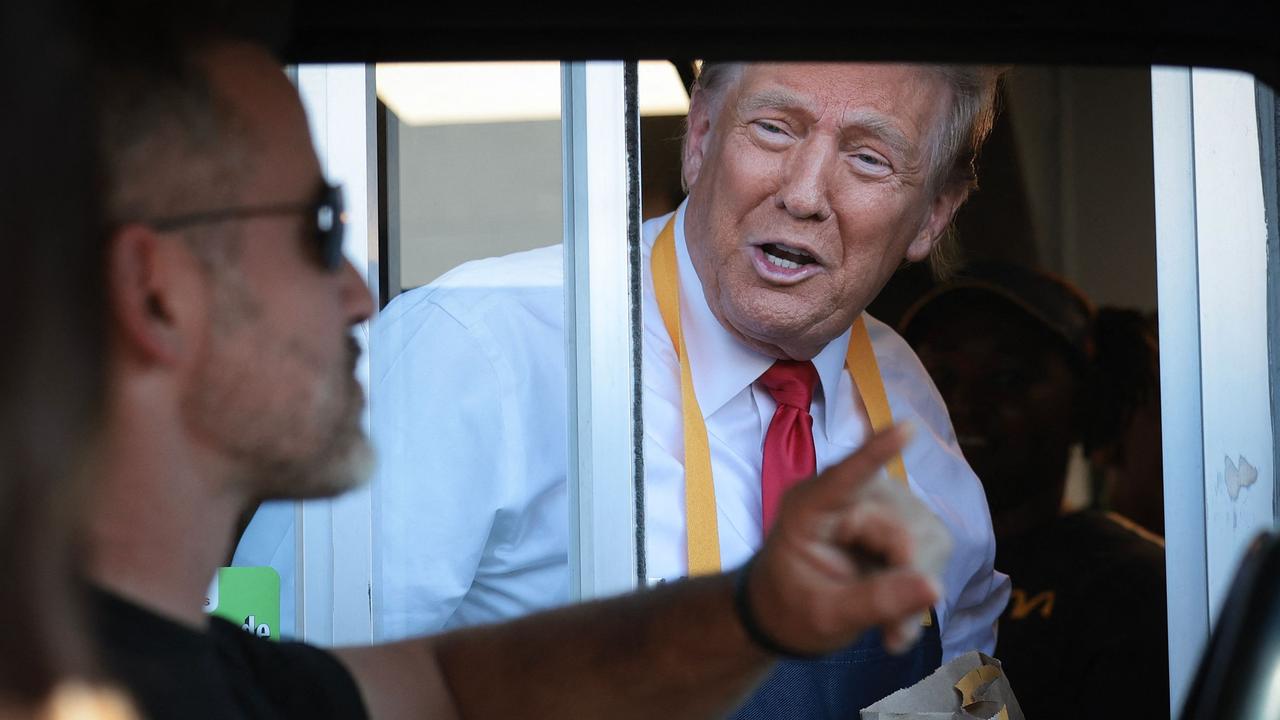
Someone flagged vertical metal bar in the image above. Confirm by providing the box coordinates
[562,61,639,601]
[561,61,584,602]
[1151,65,1208,714]
[294,63,379,646]
[332,63,378,646]
[294,64,329,644]
[623,61,646,586]
[369,96,398,641]
[377,99,402,311]
[1190,68,1274,618]
[1255,81,1280,524]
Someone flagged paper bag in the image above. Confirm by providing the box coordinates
[861,651,1025,720]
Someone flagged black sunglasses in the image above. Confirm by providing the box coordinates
[145,182,347,271]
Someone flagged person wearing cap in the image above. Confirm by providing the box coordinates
[368,62,1011,716]
[899,262,1168,719]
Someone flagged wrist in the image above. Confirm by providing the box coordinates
[732,556,821,660]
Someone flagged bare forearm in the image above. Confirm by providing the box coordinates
[338,429,939,719]
[433,572,771,719]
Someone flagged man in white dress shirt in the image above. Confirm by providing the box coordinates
[89,15,943,715]
[371,62,1010,715]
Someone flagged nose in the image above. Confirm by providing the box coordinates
[339,258,375,326]
[775,138,833,222]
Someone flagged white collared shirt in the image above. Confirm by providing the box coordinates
[359,201,1007,659]
[643,203,1007,659]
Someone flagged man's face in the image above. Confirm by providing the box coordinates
[907,297,1080,527]
[682,63,963,360]
[182,44,374,500]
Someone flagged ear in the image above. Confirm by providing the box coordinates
[682,87,716,190]
[107,224,206,367]
[905,181,970,262]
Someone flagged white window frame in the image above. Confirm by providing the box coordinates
[293,63,379,647]
[561,60,642,601]
[1152,66,1275,713]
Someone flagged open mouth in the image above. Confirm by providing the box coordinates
[760,242,818,270]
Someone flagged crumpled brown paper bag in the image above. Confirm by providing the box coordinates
[861,652,1025,720]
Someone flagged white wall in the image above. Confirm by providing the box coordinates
[394,118,563,289]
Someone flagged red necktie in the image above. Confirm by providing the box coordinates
[759,360,819,533]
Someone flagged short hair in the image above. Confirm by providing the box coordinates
[92,2,287,267]
[690,62,1005,278]
[95,31,247,247]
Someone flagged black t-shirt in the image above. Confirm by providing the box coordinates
[995,511,1169,720]
[91,587,369,719]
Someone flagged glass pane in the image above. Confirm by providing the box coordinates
[223,58,1280,717]
[368,61,572,640]
[378,62,564,294]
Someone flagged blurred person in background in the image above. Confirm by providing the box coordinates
[900,262,1168,719]
[1090,309,1164,536]
[0,1,135,717]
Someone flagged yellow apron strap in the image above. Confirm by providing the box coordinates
[846,316,909,486]
[848,316,924,626]
[652,214,908,577]
[652,217,721,576]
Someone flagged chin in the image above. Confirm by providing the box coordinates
[304,430,376,498]
[714,248,862,353]
[726,300,835,358]
[258,422,375,501]
[298,375,374,497]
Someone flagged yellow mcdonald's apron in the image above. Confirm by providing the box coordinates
[649,214,909,577]
[651,215,946,716]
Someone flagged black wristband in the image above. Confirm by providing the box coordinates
[733,556,821,659]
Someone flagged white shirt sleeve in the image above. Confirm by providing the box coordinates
[941,529,1010,659]
[371,247,571,641]
[372,295,511,639]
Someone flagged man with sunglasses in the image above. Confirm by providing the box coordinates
[147,183,347,269]
[84,12,942,719]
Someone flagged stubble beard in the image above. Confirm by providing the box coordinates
[275,361,375,500]
[184,274,374,502]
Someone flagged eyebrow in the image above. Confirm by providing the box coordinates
[738,90,922,164]
[840,109,919,163]
[739,88,812,115]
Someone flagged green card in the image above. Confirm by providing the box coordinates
[205,566,281,642]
